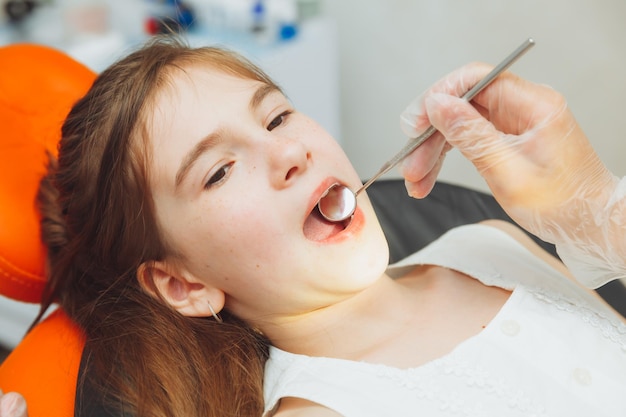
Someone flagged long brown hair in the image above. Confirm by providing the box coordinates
[36,37,273,416]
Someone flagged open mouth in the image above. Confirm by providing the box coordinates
[303,204,350,241]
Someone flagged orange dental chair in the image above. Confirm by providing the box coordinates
[0,43,95,417]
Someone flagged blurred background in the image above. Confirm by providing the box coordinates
[1,0,625,353]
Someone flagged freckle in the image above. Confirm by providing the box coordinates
[256,264,260,268]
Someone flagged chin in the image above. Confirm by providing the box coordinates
[363,228,391,271]
[303,200,390,273]
[347,219,390,276]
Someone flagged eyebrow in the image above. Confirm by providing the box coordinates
[174,83,280,190]
[175,130,223,190]
[249,83,280,110]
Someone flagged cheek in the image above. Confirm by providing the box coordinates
[175,202,280,275]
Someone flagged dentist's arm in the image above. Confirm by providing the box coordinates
[400,62,625,287]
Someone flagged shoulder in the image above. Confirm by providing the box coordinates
[270,397,342,417]
[479,219,626,324]
[478,219,573,278]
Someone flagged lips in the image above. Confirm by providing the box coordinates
[303,204,348,241]
[303,178,352,241]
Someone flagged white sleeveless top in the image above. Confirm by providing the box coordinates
[263,224,626,416]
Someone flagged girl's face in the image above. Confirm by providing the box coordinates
[147,64,389,326]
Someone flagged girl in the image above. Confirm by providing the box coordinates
[29,37,626,416]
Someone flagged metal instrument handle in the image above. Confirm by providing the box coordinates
[356,38,535,195]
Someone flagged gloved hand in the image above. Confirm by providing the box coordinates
[400,62,625,288]
[0,391,28,417]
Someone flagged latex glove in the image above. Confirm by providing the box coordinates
[400,62,626,288]
[0,391,28,417]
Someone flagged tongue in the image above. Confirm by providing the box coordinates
[303,207,344,241]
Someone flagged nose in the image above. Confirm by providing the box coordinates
[267,134,311,189]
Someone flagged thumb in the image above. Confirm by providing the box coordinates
[0,392,28,417]
[425,92,501,161]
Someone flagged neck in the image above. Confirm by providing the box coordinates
[259,272,427,360]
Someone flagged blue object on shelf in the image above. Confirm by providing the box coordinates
[145,0,196,35]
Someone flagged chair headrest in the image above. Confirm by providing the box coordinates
[0,43,96,303]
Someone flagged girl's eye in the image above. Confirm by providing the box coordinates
[204,163,233,189]
[267,110,291,131]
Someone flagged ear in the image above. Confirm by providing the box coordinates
[136,261,225,317]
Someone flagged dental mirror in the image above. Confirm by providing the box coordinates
[317,183,357,222]
[318,38,536,222]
